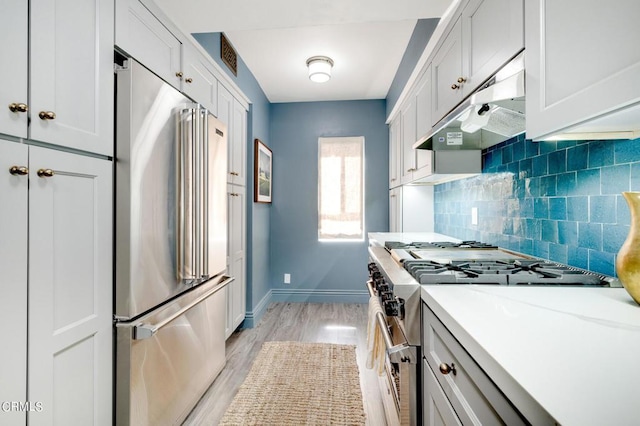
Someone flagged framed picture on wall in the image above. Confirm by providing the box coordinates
[254,139,272,203]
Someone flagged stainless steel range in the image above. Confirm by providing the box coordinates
[367,237,614,426]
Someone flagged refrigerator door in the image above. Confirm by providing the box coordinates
[176,109,228,282]
[115,60,228,319]
[115,275,232,426]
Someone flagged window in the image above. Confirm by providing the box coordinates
[318,136,364,240]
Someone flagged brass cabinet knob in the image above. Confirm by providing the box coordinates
[38,111,56,120]
[451,83,460,90]
[457,77,466,83]
[230,171,239,176]
[176,71,183,78]
[9,166,29,176]
[37,168,55,178]
[439,362,457,376]
[185,78,193,83]
[9,103,28,113]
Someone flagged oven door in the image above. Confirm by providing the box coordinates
[367,281,420,426]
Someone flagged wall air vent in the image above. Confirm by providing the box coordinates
[220,33,238,76]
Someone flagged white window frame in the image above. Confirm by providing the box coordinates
[318,136,365,241]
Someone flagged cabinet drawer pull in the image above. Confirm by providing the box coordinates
[451,83,460,90]
[185,78,193,83]
[439,362,457,376]
[37,169,55,178]
[9,166,29,176]
[38,111,56,120]
[8,103,28,113]
[176,71,184,78]
[457,77,466,83]
[230,171,239,176]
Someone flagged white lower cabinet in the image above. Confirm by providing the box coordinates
[422,303,526,425]
[226,184,246,338]
[0,140,28,425]
[0,139,112,425]
[423,359,461,426]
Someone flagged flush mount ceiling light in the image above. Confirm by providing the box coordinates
[306,56,334,83]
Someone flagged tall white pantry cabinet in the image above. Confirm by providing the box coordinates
[0,0,114,425]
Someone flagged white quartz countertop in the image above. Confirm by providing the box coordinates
[421,286,640,425]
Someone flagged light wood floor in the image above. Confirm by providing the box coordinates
[183,302,388,425]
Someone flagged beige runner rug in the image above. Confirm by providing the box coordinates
[219,341,366,425]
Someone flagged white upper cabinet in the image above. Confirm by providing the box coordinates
[231,99,247,186]
[389,117,401,188]
[182,44,219,116]
[414,66,434,181]
[401,98,418,184]
[431,0,523,127]
[432,17,464,125]
[526,0,640,140]
[115,0,182,88]
[30,0,114,156]
[219,84,247,186]
[0,2,28,139]
[1,0,113,155]
[462,0,523,96]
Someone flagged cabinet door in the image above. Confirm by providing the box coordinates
[414,67,434,180]
[424,359,462,426]
[400,99,417,185]
[526,0,640,140]
[389,187,401,232]
[115,0,182,89]
[231,100,247,186]
[0,140,28,425]
[462,0,523,97]
[226,185,246,337]
[0,2,28,138]
[30,0,114,156]
[182,44,219,115]
[28,148,112,426]
[388,118,401,188]
[432,17,463,125]
[218,84,235,184]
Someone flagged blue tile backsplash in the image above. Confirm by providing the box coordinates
[434,135,640,277]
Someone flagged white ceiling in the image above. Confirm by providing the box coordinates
[154,0,453,103]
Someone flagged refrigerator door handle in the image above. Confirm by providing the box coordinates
[193,108,202,279]
[133,276,234,340]
[201,108,209,278]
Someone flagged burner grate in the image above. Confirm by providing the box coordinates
[403,258,609,286]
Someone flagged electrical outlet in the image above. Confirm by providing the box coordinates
[284,273,291,284]
[471,207,478,225]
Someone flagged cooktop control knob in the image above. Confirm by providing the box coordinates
[384,299,399,317]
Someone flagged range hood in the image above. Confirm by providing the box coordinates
[413,51,525,151]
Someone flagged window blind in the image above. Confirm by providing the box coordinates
[318,136,364,240]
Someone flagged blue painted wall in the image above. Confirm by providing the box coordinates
[386,18,439,118]
[434,136,640,277]
[269,100,389,302]
[193,32,273,324]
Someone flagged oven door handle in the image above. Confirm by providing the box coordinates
[367,280,417,364]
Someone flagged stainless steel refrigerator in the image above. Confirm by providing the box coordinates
[114,59,232,426]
